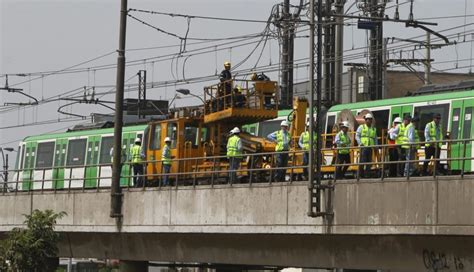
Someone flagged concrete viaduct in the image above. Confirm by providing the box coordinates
[0,176,473,271]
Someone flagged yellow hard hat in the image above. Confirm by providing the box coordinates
[235,86,242,93]
[224,61,231,67]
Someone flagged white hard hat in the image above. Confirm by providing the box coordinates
[134,137,141,143]
[341,121,349,128]
[280,120,289,127]
[365,113,374,119]
[164,137,171,142]
[231,127,240,134]
[393,117,402,123]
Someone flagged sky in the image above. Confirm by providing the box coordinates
[0,0,473,168]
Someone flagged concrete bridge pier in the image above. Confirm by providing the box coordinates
[119,260,149,272]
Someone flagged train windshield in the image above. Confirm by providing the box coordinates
[184,124,199,148]
[258,120,282,137]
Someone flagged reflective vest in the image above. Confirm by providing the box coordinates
[336,131,351,154]
[162,145,172,165]
[275,130,291,152]
[130,145,142,164]
[402,123,420,149]
[227,135,243,158]
[300,131,317,151]
[360,124,376,146]
[425,121,442,147]
[395,123,407,146]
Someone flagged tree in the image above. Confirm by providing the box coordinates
[0,209,66,272]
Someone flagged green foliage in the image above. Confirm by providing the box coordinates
[0,209,66,272]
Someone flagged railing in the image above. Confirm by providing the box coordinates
[203,79,278,115]
[2,137,474,193]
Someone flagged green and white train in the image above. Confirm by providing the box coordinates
[13,124,146,190]
[11,87,474,190]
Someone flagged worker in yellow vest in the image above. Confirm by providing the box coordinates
[402,116,420,177]
[298,122,316,180]
[355,113,377,178]
[267,120,292,182]
[130,137,145,187]
[422,113,445,175]
[387,117,402,177]
[162,137,172,186]
[227,127,243,183]
[390,115,411,176]
[335,121,352,179]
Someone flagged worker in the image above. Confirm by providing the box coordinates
[227,127,243,183]
[298,122,316,180]
[423,113,445,175]
[403,116,420,177]
[391,115,411,176]
[130,137,145,187]
[233,86,246,108]
[355,113,377,178]
[219,61,232,109]
[335,121,352,179]
[387,117,402,177]
[267,120,292,182]
[161,137,172,186]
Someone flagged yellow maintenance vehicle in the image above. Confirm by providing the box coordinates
[143,78,310,184]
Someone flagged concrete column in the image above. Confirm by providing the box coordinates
[120,260,148,272]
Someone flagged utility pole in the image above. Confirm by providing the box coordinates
[138,70,147,119]
[281,0,290,107]
[334,0,345,103]
[307,0,315,217]
[425,32,431,85]
[3,154,8,192]
[111,0,128,223]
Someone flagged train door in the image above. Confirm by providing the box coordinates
[85,136,100,188]
[390,105,413,124]
[53,139,67,189]
[97,136,114,187]
[121,132,135,186]
[451,99,474,171]
[451,100,463,170]
[65,138,87,188]
[33,141,55,190]
[147,123,163,182]
[21,142,37,190]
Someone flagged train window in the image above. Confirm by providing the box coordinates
[371,109,389,137]
[167,123,178,148]
[150,125,161,150]
[99,136,114,164]
[258,120,281,137]
[414,104,449,140]
[35,142,55,168]
[66,139,87,166]
[201,127,210,143]
[451,108,461,140]
[20,144,25,169]
[463,107,472,140]
[326,115,336,134]
[184,124,199,148]
[15,146,21,170]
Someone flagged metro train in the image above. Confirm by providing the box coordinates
[11,86,474,190]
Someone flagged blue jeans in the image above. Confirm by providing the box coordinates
[229,157,241,183]
[303,152,309,178]
[275,153,289,182]
[359,147,372,178]
[404,148,415,176]
[162,164,171,185]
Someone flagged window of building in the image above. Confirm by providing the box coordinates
[99,136,114,164]
[357,76,365,94]
[35,142,55,168]
[66,139,87,166]
[167,123,178,148]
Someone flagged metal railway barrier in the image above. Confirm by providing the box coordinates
[2,138,474,194]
